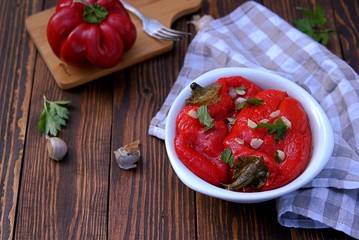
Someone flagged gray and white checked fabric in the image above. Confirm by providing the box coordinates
[148,1,359,238]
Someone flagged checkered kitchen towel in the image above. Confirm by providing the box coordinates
[148,1,359,238]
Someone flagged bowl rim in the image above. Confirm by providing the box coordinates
[165,67,334,203]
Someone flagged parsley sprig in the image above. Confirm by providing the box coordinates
[197,105,214,131]
[293,4,332,45]
[236,98,264,110]
[221,147,235,167]
[256,118,288,143]
[37,96,71,137]
[236,86,245,92]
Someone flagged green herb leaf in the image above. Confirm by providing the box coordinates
[197,105,214,131]
[293,4,332,45]
[221,147,235,168]
[37,96,71,137]
[228,118,236,126]
[236,86,245,91]
[236,98,264,110]
[314,4,326,26]
[256,118,288,143]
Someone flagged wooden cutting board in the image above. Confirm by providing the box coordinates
[25,0,201,89]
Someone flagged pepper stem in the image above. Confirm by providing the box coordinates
[186,82,221,106]
[74,0,108,24]
[221,156,269,191]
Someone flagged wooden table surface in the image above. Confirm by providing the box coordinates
[1,0,358,239]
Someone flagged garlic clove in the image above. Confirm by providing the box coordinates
[276,150,285,161]
[247,119,257,129]
[281,116,292,128]
[235,138,244,145]
[114,140,141,170]
[189,14,214,31]
[250,138,264,149]
[187,109,197,119]
[270,110,281,118]
[46,136,67,161]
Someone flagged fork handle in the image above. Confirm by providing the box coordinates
[119,0,146,21]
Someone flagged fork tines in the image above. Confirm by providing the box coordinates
[154,28,191,41]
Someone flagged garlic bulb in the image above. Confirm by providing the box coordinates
[46,136,67,161]
[189,15,214,31]
[114,140,141,170]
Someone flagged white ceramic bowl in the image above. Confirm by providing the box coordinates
[165,67,334,203]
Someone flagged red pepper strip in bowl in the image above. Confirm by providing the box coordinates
[223,89,312,191]
[47,0,137,69]
[225,90,288,156]
[174,76,263,186]
[187,76,262,121]
[262,97,312,190]
[216,76,262,100]
[175,106,230,186]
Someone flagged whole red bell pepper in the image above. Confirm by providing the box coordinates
[47,0,137,69]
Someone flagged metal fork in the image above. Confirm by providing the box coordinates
[120,0,191,41]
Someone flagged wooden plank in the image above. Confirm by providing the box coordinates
[0,0,39,239]
[15,56,114,239]
[107,6,198,237]
[196,196,291,239]
[266,0,342,59]
[15,3,115,239]
[108,42,197,238]
[25,0,202,89]
[264,0,342,54]
[332,0,359,72]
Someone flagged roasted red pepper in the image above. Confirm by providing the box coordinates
[174,76,312,191]
[47,0,137,68]
[186,76,262,120]
[223,88,312,191]
[175,106,230,185]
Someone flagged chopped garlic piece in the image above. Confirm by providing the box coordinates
[281,116,292,128]
[259,118,269,123]
[188,109,197,118]
[228,87,237,98]
[250,138,263,149]
[235,138,244,144]
[189,15,214,31]
[247,119,257,128]
[270,110,280,118]
[236,89,246,95]
[235,97,246,106]
[276,150,285,161]
[227,117,235,123]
